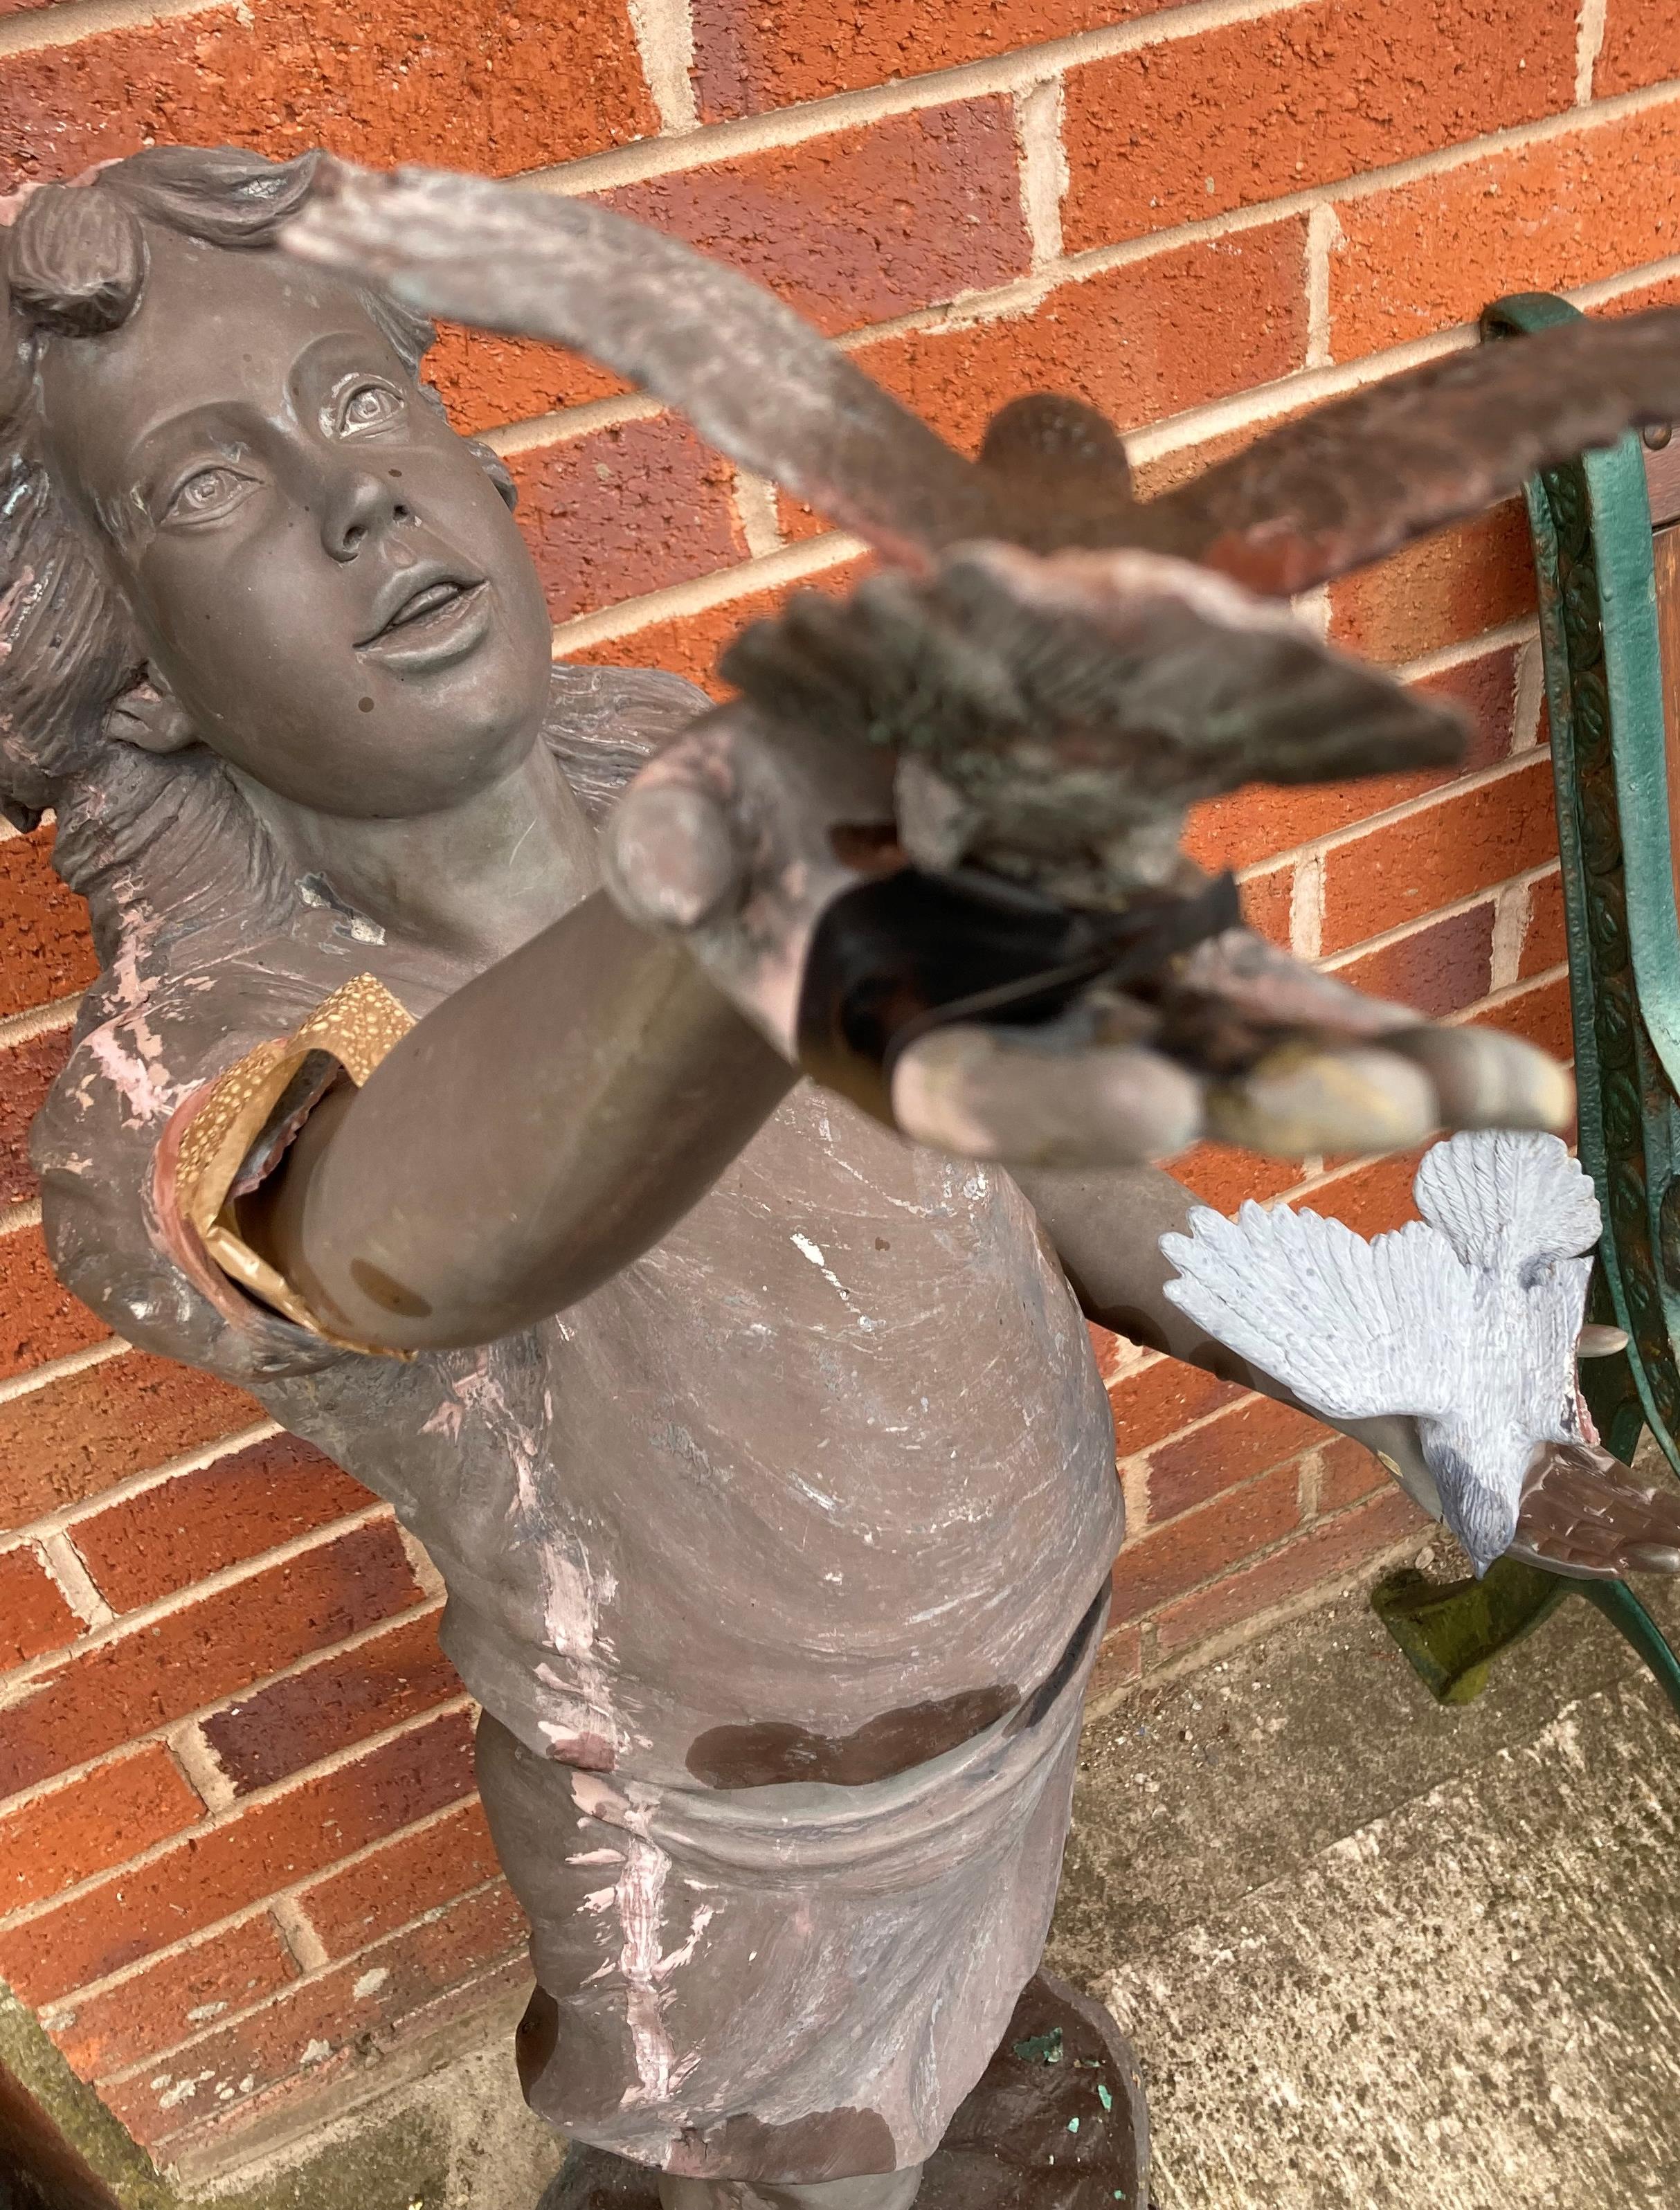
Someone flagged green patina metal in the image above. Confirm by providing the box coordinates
[1485,290,1680,1466]
[1372,291,1680,1716]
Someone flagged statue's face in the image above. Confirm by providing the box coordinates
[38,223,555,817]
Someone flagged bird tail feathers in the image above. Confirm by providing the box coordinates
[1411,1130,1599,1276]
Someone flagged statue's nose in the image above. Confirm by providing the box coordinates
[320,467,411,561]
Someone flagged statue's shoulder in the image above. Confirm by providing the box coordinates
[541,662,712,824]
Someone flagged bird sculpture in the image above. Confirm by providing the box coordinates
[1160,1130,1680,1577]
[284,159,1680,914]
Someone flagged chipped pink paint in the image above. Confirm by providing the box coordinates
[567,1772,714,2108]
[81,880,178,1129]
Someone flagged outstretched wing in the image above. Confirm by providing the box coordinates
[1411,1129,1601,1273]
[1130,308,1680,595]
[1161,1200,1470,1422]
[282,158,1005,570]
[1512,1440,1680,1580]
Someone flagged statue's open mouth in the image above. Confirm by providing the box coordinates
[357,574,489,670]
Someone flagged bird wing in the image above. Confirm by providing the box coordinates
[280,158,1004,570]
[1411,1129,1601,1273]
[1516,1256,1597,1445]
[719,543,1466,795]
[1129,308,1680,596]
[1511,1440,1680,1580]
[1161,1201,1469,1423]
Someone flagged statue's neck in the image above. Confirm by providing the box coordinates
[231,736,598,975]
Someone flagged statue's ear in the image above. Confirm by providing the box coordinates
[103,670,195,755]
[466,437,518,512]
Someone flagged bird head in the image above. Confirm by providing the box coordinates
[1425,1433,1528,1577]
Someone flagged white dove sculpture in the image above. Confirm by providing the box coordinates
[1160,1129,1605,1575]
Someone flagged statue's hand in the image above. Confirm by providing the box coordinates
[602,699,1571,1168]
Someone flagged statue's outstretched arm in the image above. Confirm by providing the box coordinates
[235,889,793,1352]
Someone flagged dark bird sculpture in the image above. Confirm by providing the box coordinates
[284,161,1680,921]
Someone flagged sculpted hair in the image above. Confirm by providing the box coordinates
[0,146,514,966]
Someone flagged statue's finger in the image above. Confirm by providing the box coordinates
[1627,1541,1680,1575]
[1379,1024,1574,1134]
[889,1026,1202,1166]
[602,782,748,932]
[1201,1043,1437,1157]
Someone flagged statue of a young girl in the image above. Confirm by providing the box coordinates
[1,146,1642,2208]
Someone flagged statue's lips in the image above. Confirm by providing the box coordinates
[356,578,489,671]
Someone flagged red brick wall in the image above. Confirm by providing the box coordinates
[0,0,1672,2171]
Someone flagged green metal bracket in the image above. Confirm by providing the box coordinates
[1373,1555,1680,1719]
[1483,290,1680,1467]
[1371,291,1680,1717]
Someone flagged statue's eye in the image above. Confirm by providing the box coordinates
[338,382,403,435]
[161,465,253,524]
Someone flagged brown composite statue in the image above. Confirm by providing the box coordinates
[4,145,1679,2209]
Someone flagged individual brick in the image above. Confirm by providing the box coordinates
[153,1957,532,2164]
[1326,898,1497,1020]
[0,1222,110,1384]
[0,1519,422,1800]
[1108,1358,1246,1457]
[1471,970,1573,1062]
[0,1743,201,1917]
[0,1024,72,1207]
[69,1433,371,1616]
[689,0,1177,119]
[1317,757,1556,956]
[1303,1145,1429,1239]
[1596,269,1680,320]
[1238,864,1294,951]
[606,102,1033,339]
[1085,1622,1144,1704]
[1183,640,1524,877]
[1329,103,1680,360]
[1596,1,1680,95]
[1151,1485,1422,1654]
[1145,1397,1324,1523]
[1170,1142,1304,1215]
[0,0,655,185]
[0,1350,262,1530]
[51,1916,299,2080]
[107,1880,525,2150]
[566,554,873,696]
[424,326,626,437]
[1109,1462,1303,1624]
[293,1796,500,1959]
[1062,0,1573,252]
[0,1545,79,1671]
[1317,1433,1389,1513]
[1518,869,1566,979]
[0,1708,476,2004]
[1328,505,1535,667]
[0,826,96,1020]
[201,1609,459,1797]
[846,222,1310,464]
[509,415,745,626]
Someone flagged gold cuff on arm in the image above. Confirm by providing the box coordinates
[173,972,416,1355]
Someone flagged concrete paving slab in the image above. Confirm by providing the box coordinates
[1049,1558,1680,2210]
